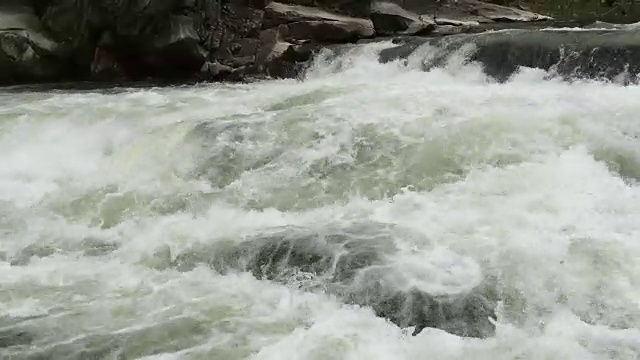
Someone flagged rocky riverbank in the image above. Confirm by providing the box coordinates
[0,0,552,85]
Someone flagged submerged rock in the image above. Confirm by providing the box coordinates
[0,329,34,348]
[172,222,498,338]
[10,244,56,266]
[379,28,640,83]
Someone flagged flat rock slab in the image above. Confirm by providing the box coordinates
[386,0,550,25]
[371,1,436,36]
[285,19,375,42]
[470,0,552,22]
[264,1,370,27]
[265,1,374,38]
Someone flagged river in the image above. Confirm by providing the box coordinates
[1,40,640,359]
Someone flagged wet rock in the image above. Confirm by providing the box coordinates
[0,2,70,84]
[435,17,481,26]
[10,244,56,266]
[260,41,320,78]
[265,1,339,28]
[228,55,255,67]
[254,27,303,77]
[282,43,320,63]
[234,37,260,57]
[370,1,436,36]
[379,29,640,83]
[471,0,552,22]
[283,0,372,18]
[264,1,369,28]
[431,24,473,36]
[147,15,206,71]
[173,222,498,338]
[200,61,234,79]
[256,28,292,66]
[351,284,497,337]
[39,0,212,80]
[207,2,265,71]
[0,329,34,348]
[264,2,374,42]
[0,0,557,85]
[378,36,426,62]
[284,20,375,43]
[583,20,626,29]
[390,0,550,23]
[79,237,119,257]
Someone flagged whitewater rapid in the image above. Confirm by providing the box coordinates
[1,41,640,359]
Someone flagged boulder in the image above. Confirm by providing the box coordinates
[370,1,436,36]
[143,15,207,76]
[153,15,200,50]
[470,0,553,22]
[199,61,234,79]
[381,0,551,26]
[254,27,312,78]
[379,29,640,83]
[0,329,34,348]
[264,2,374,42]
[0,2,70,84]
[207,3,264,67]
[431,24,474,36]
[265,1,343,28]
[284,19,375,42]
[256,28,293,68]
[37,0,211,80]
[280,0,372,18]
[435,18,483,27]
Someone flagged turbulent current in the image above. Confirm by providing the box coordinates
[2,39,640,359]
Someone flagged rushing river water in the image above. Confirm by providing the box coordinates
[2,40,640,359]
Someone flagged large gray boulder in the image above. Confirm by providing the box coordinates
[0,1,70,84]
[264,2,375,42]
[471,0,553,22]
[370,1,436,36]
[379,28,640,83]
[279,0,373,18]
[378,0,550,28]
[249,1,376,79]
[38,0,208,80]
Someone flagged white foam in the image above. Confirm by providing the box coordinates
[2,44,640,359]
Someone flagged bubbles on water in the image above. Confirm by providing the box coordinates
[389,247,483,296]
[2,43,640,359]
